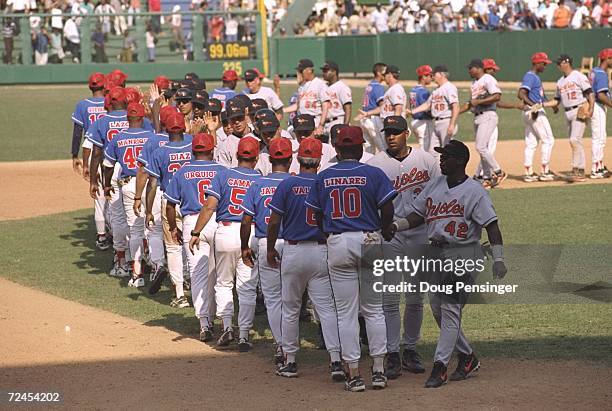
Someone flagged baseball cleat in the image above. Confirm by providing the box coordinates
[217,327,234,347]
[538,170,556,181]
[344,375,366,392]
[371,370,388,390]
[128,276,145,288]
[425,361,448,388]
[384,352,402,380]
[199,326,213,342]
[169,296,190,308]
[330,361,346,382]
[523,173,539,183]
[96,234,111,251]
[109,262,130,278]
[492,170,508,187]
[402,349,426,374]
[238,337,252,352]
[450,352,480,381]
[590,170,605,179]
[276,362,298,378]
[148,265,168,295]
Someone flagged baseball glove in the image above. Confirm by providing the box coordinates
[529,103,542,120]
[576,102,590,122]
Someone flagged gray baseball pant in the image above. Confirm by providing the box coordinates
[565,107,586,169]
[433,118,457,149]
[474,111,500,178]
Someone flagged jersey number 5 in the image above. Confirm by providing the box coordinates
[122,146,143,169]
[329,187,362,219]
[228,187,247,215]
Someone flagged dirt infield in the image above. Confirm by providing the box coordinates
[2,277,610,409]
[1,138,610,221]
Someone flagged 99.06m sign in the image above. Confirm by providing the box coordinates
[207,42,252,60]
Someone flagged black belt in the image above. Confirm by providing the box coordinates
[434,116,451,121]
[287,240,327,245]
[329,230,375,236]
[117,176,132,186]
[565,105,580,112]
[430,240,450,248]
[325,116,341,123]
[474,110,495,116]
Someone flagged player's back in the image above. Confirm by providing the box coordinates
[242,172,291,238]
[211,87,237,108]
[107,128,156,177]
[146,136,193,191]
[72,97,106,133]
[167,160,227,216]
[207,166,261,223]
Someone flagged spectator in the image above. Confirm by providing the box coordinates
[416,9,429,32]
[348,10,359,34]
[92,22,108,62]
[523,8,539,29]
[339,9,349,34]
[225,14,238,41]
[388,1,403,31]
[50,2,63,31]
[2,17,16,64]
[402,8,416,33]
[209,14,224,42]
[371,2,389,33]
[538,0,558,28]
[63,16,81,63]
[128,0,140,27]
[145,21,156,61]
[120,29,136,62]
[553,0,572,27]
[430,6,445,32]
[358,7,373,33]
[314,11,328,35]
[95,0,115,35]
[48,26,64,63]
[148,0,161,33]
[111,0,127,35]
[170,5,184,52]
[33,25,50,65]
[571,0,589,28]
[327,8,341,35]
[601,0,611,26]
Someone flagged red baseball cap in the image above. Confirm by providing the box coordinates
[416,65,432,77]
[104,77,120,92]
[165,111,186,133]
[252,68,265,79]
[108,69,128,86]
[88,72,105,88]
[531,52,552,65]
[483,58,500,71]
[125,87,142,104]
[127,102,145,118]
[237,136,259,159]
[222,70,239,82]
[109,86,127,103]
[192,133,215,152]
[298,137,322,159]
[104,94,112,111]
[268,137,292,160]
[154,75,170,90]
[160,105,180,126]
[335,126,365,147]
[599,48,612,60]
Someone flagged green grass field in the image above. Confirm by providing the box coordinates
[2,83,611,162]
[1,184,610,364]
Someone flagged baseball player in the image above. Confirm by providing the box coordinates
[164,133,226,341]
[323,124,374,170]
[544,54,595,182]
[367,116,439,380]
[291,114,336,172]
[144,111,193,307]
[243,69,284,119]
[188,137,262,348]
[517,52,557,182]
[294,59,331,136]
[215,99,256,168]
[409,65,435,154]
[355,63,387,153]
[102,102,155,287]
[266,137,344,380]
[409,65,459,150]
[71,72,108,250]
[174,88,195,133]
[305,126,397,392]
[321,61,352,135]
[239,138,292,354]
[465,59,506,189]
[385,139,507,389]
[589,48,612,178]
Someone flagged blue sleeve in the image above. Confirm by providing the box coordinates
[373,84,385,104]
[87,119,104,147]
[520,73,534,91]
[417,88,430,105]
[305,177,322,211]
[240,183,257,216]
[593,71,609,94]
[205,170,224,200]
[143,118,154,132]
[373,168,398,207]
[104,139,117,163]
[145,149,161,178]
[164,172,181,204]
[138,140,152,166]
[71,101,84,126]
[268,181,286,215]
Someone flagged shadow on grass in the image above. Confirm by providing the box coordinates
[59,215,112,276]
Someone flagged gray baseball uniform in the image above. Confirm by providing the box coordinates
[298,77,330,127]
[430,81,459,147]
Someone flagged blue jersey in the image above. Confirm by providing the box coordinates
[211,87,238,108]
[591,67,610,104]
[241,172,291,238]
[362,80,385,111]
[137,133,169,167]
[206,166,261,223]
[87,110,153,149]
[409,85,432,120]
[520,71,546,104]
[71,97,106,133]
[104,128,156,178]
[269,173,325,242]
[145,136,193,192]
[305,161,397,234]
[163,160,227,216]
[288,91,299,123]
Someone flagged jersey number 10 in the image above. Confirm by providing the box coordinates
[330,187,362,219]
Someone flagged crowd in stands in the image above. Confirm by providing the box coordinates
[293,0,610,36]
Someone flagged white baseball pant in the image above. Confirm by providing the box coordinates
[183,213,217,328]
[213,222,257,334]
[280,241,341,358]
[411,119,435,154]
[522,109,555,170]
[121,178,145,275]
[565,107,587,169]
[327,231,386,365]
[473,111,501,178]
[83,139,108,236]
[251,237,284,344]
[110,164,130,261]
[591,103,607,172]
[433,118,458,149]
[146,187,165,267]
[474,127,498,177]
[323,116,345,138]
[161,197,184,295]
[360,116,386,153]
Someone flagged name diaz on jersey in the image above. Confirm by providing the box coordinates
[169,152,192,162]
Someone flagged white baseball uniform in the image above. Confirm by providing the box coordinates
[324,80,352,134]
[381,83,407,119]
[245,86,284,112]
[470,73,502,178]
[297,77,330,126]
[590,66,609,173]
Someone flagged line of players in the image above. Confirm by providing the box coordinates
[70,51,609,390]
